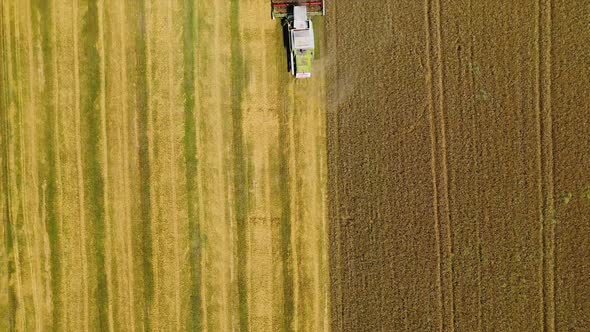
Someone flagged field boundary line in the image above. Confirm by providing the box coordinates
[325,0,345,329]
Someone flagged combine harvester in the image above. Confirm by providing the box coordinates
[271,1,325,78]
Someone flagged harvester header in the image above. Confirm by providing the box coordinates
[271,0,325,19]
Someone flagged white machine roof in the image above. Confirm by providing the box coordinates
[292,29,315,50]
[293,6,309,29]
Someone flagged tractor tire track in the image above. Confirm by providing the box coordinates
[13,1,43,329]
[5,2,29,329]
[20,0,45,327]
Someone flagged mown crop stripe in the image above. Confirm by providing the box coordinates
[79,0,109,329]
[230,0,249,330]
[31,0,63,328]
[135,0,154,330]
[182,0,202,330]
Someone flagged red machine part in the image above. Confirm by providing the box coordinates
[271,0,325,18]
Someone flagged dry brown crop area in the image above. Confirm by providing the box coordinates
[326,0,590,331]
[0,0,328,331]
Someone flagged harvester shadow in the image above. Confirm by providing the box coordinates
[280,15,292,74]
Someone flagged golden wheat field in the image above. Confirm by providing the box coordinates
[0,0,328,331]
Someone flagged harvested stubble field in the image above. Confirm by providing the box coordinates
[326,0,590,331]
[1,0,328,331]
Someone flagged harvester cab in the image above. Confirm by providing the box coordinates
[271,1,325,79]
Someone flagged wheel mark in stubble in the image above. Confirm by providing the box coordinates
[0,4,19,329]
[96,1,115,330]
[4,2,28,329]
[166,0,182,328]
[13,1,41,327]
[423,0,445,330]
[183,0,202,329]
[6,5,20,326]
[118,1,136,330]
[230,0,249,330]
[72,0,90,328]
[433,0,457,330]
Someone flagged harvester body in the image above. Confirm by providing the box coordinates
[272,1,324,78]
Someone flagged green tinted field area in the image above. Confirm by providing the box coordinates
[0,1,328,331]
